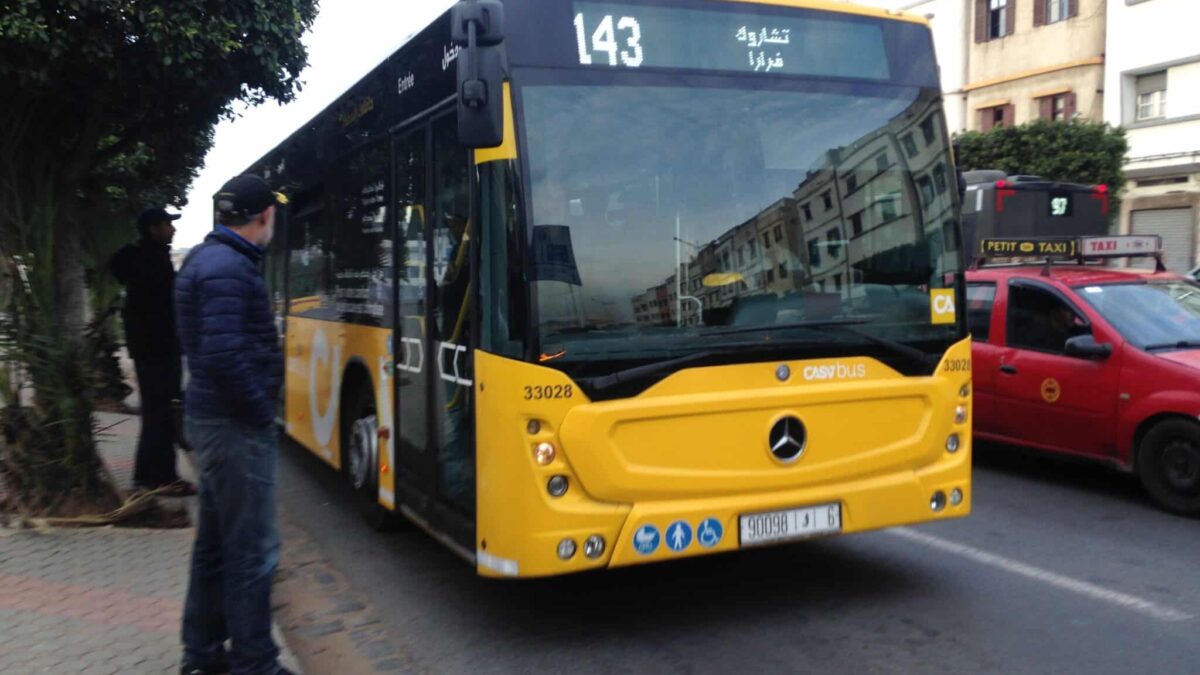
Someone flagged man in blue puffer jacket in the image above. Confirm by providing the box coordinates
[175,174,291,675]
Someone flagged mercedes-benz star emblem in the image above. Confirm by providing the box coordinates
[769,417,807,463]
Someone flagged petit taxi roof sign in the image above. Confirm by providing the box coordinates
[979,235,1162,260]
[980,237,1077,258]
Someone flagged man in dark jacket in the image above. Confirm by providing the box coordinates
[110,207,194,495]
[175,175,290,675]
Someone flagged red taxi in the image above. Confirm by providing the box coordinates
[966,236,1200,516]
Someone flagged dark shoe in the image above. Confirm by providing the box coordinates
[160,480,198,497]
[179,661,229,675]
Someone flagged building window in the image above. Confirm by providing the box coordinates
[808,238,822,268]
[747,239,757,258]
[773,225,783,242]
[822,191,834,211]
[980,104,1013,132]
[1136,71,1167,121]
[933,164,948,195]
[802,203,813,221]
[778,263,788,279]
[921,115,938,145]
[875,152,889,174]
[1047,0,1067,23]
[827,227,842,258]
[767,269,776,283]
[846,173,858,193]
[902,133,919,159]
[918,176,935,206]
[834,274,843,292]
[850,211,864,237]
[762,233,771,250]
[989,0,1010,39]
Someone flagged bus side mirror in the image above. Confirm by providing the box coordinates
[452,0,506,149]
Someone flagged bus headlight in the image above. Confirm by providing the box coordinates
[557,538,577,560]
[534,442,556,465]
[930,491,947,512]
[584,535,606,559]
[946,434,961,453]
[547,475,569,497]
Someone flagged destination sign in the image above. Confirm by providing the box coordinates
[571,2,891,79]
[980,238,1077,258]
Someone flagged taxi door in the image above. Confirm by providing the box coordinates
[966,281,1001,435]
[994,279,1120,457]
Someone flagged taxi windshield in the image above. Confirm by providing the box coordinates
[1076,281,1200,350]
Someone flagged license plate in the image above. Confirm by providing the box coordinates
[739,502,842,547]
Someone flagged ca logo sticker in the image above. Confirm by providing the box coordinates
[309,328,342,451]
[931,289,956,325]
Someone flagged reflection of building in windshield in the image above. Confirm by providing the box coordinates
[630,96,956,327]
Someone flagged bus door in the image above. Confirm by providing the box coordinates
[392,124,437,498]
[391,112,476,519]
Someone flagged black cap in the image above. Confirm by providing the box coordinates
[137,207,181,230]
[215,175,283,220]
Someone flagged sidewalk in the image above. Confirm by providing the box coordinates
[0,412,301,674]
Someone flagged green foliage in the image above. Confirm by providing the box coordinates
[955,120,1129,214]
[0,0,319,515]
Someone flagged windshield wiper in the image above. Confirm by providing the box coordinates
[574,349,722,396]
[1143,339,1200,352]
[708,319,937,369]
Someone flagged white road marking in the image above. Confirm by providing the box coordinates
[890,527,1194,623]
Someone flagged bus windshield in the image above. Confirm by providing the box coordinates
[519,74,961,371]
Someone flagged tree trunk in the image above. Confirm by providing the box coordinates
[52,213,88,345]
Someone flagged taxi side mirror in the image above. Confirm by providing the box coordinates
[1064,334,1112,360]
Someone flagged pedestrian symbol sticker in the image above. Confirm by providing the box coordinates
[633,524,660,555]
[666,520,692,552]
[697,518,723,548]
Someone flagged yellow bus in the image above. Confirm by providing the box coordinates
[248,0,972,578]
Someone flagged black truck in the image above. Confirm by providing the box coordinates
[960,170,1111,258]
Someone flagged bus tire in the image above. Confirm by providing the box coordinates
[1137,418,1200,517]
[342,386,394,530]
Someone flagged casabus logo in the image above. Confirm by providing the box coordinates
[802,362,868,381]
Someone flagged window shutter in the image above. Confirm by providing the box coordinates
[1068,0,1078,18]
[1039,96,1053,120]
[1003,104,1015,126]
[981,109,994,133]
[1034,0,1046,26]
[1006,0,1016,36]
[1136,71,1167,95]
[1064,92,1077,120]
[975,0,988,42]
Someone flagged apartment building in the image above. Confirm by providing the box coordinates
[966,0,1106,130]
[1104,0,1200,272]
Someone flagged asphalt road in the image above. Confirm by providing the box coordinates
[276,441,1200,675]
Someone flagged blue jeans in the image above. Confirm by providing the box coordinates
[182,417,282,675]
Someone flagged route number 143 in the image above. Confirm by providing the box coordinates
[574,14,644,68]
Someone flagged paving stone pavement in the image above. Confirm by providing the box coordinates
[1,411,302,674]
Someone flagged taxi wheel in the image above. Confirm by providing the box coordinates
[1137,419,1200,517]
[342,387,395,531]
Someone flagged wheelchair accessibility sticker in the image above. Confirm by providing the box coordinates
[697,518,724,548]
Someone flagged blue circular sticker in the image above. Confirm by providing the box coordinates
[665,520,693,552]
[633,524,660,555]
[697,518,724,548]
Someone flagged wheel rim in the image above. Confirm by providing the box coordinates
[348,415,377,492]
[1160,438,1200,493]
